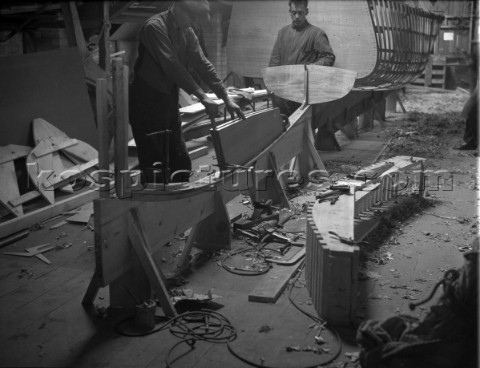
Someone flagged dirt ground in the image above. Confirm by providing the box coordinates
[347,87,478,324]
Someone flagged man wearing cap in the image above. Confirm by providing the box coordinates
[269,0,335,116]
[130,0,244,184]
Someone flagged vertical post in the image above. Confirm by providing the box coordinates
[112,58,130,198]
[96,78,110,198]
[61,2,89,60]
[99,1,111,77]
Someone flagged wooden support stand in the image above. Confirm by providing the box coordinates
[84,65,331,312]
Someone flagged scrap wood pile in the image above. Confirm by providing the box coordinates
[0,118,99,241]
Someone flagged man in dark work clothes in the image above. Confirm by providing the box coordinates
[269,0,336,116]
[130,0,244,184]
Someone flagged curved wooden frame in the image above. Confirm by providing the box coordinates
[354,0,444,90]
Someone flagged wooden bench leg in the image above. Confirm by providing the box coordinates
[82,270,100,306]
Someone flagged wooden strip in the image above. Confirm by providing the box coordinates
[248,260,304,303]
[33,138,78,158]
[113,60,130,198]
[0,145,31,165]
[128,208,177,317]
[188,146,208,161]
[262,65,357,104]
[0,188,98,239]
[9,191,41,208]
[42,159,98,190]
[0,161,22,216]
[96,78,111,198]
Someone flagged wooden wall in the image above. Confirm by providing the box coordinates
[0,48,97,148]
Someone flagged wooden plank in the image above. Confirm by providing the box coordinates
[113,60,130,198]
[95,191,217,286]
[227,1,377,78]
[0,188,98,239]
[248,261,304,303]
[96,78,110,198]
[262,65,357,104]
[127,209,177,317]
[0,161,22,216]
[188,145,208,161]
[213,108,284,168]
[32,138,78,158]
[42,158,98,190]
[8,191,41,208]
[0,145,31,165]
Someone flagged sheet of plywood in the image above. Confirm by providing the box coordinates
[227,0,377,78]
[0,48,97,148]
[263,65,357,104]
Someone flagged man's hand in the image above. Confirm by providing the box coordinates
[224,98,246,120]
[200,96,219,119]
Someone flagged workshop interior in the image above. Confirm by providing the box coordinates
[0,1,478,367]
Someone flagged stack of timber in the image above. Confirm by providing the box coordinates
[306,156,426,325]
[0,47,101,240]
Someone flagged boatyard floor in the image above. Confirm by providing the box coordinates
[0,88,477,368]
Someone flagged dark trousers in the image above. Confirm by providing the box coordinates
[463,88,478,147]
[129,77,192,184]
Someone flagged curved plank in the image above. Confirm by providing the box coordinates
[32,118,98,162]
[262,65,357,104]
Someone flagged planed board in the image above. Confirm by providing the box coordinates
[248,261,304,303]
[262,65,357,104]
[227,0,377,79]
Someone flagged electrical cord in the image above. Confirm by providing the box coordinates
[226,261,343,368]
[165,310,237,368]
[220,244,279,276]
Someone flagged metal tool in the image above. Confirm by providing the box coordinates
[3,243,55,264]
[146,129,172,184]
[300,64,309,110]
[327,231,369,246]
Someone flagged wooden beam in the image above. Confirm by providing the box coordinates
[96,78,110,198]
[128,208,177,317]
[0,189,98,239]
[112,59,130,198]
[248,260,304,303]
